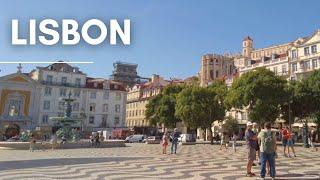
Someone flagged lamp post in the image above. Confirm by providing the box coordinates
[288,76,295,131]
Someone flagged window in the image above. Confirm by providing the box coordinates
[292,63,297,72]
[74,89,81,98]
[215,70,219,78]
[89,116,95,124]
[291,50,297,59]
[304,60,311,70]
[44,87,52,96]
[73,102,79,111]
[75,78,81,87]
[60,88,67,97]
[103,91,109,99]
[46,75,53,84]
[304,47,310,56]
[61,77,67,85]
[103,104,108,112]
[115,92,121,101]
[90,92,96,99]
[89,103,96,112]
[115,104,120,113]
[58,102,65,110]
[114,116,120,126]
[43,101,50,110]
[273,66,278,75]
[311,45,317,54]
[282,65,287,74]
[42,115,49,124]
[312,59,318,68]
[101,114,108,127]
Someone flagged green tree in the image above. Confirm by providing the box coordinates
[225,67,288,126]
[145,94,162,126]
[222,116,239,135]
[145,85,184,128]
[175,85,225,139]
[293,70,320,140]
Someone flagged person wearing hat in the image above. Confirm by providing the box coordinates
[245,122,258,177]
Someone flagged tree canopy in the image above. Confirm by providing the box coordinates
[226,67,288,125]
[175,83,225,130]
[145,84,184,128]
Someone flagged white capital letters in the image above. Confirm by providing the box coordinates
[62,19,80,45]
[12,19,27,45]
[81,19,107,45]
[29,19,36,45]
[39,19,59,45]
[110,19,130,45]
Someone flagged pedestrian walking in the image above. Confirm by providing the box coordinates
[309,130,318,151]
[281,126,289,157]
[162,132,169,154]
[220,132,228,150]
[258,122,277,180]
[245,122,258,177]
[170,128,180,154]
[51,133,57,150]
[95,133,100,148]
[29,133,36,152]
[232,132,237,152]
[287,129,296,157]
[60,136,67,149]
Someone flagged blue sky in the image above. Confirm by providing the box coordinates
[0,0,319,79]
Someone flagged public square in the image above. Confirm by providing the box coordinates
[0,144,319,180]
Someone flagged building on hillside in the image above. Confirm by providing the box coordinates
[199,54,237,87]
[125,74,169,135]
[234,30,320,80]
[110,61,149,87]
[198,30,320,139]
[0,62,127,139]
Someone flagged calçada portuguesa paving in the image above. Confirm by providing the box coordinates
[0,144,319,180]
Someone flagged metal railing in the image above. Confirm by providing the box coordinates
[41,81,85,88]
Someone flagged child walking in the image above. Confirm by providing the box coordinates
[162,132,169,154]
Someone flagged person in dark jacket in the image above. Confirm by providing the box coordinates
[170,128,180,154]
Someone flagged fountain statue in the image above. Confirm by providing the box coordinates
[50,91,84,142]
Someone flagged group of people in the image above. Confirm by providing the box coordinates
[219,132,238,152]
[246,122,277,179]
[90,132,103,148]
[281,126,296,157]
[161,128,180,154]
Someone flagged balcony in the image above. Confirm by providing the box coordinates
[0,115,31,122]
[41,81,85,88]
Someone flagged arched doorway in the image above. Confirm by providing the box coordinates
[5,124,20,139]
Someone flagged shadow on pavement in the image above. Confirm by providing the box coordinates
[0,157,146,171]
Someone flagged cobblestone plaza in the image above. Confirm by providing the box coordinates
[0,144,319,180]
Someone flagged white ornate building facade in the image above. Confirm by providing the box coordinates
[0,62,127,137]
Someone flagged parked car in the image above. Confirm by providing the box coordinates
[125,135,145,143]
[143,136,161,144]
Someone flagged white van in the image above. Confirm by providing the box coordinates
[125,135,145,143]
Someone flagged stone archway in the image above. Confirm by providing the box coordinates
[5,124,20,139]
